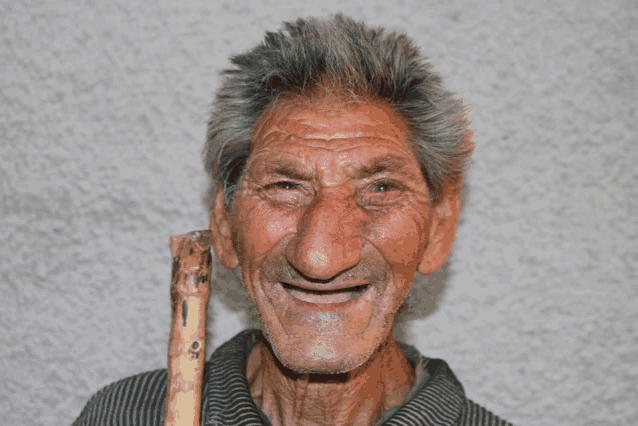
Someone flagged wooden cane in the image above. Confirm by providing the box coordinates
[164,230,212,426]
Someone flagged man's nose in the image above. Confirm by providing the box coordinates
[285,192,363,281]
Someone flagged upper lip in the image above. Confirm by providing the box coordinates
[281,282,370,293]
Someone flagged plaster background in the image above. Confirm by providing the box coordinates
[1,0,636,425]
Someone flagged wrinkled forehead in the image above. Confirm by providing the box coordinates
[242,93,424,189]
[251,91,412,152]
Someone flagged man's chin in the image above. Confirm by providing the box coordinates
[269,338,373,375]
[261,324,391,375]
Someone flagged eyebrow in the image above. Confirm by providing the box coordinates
[265,160,314,181]
[262,154,413,181]
[351,155,412,179]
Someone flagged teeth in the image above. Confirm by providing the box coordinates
[283,284,368,304]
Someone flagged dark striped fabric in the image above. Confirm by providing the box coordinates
[73,329,514,425]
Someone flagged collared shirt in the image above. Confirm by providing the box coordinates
[73,329,514,425]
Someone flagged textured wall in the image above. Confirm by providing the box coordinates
[1,0,636,425]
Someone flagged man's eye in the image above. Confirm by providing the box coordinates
[362,181,404,207]
[260,181,310,207]
[371,181,398,192]
[267,181,299,190]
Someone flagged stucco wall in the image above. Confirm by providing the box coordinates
[1,0,636,425]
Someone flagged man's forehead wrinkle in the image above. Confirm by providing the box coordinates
[255,132,411,153]
[248,98,420,189]
[253,106,409,147]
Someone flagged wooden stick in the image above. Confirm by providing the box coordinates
[164,230,212,426]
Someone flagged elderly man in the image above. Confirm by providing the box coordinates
[74,14,512,426]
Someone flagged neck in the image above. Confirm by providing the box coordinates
[246,335,415,426]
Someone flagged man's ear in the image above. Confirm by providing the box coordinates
[209,190,240,269]
[417,186,462,275]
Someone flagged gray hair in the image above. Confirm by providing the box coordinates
[203,13,473,211]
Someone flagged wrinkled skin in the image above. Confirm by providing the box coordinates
[210,94,461,425]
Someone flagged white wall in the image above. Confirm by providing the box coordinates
[1,0,636,425]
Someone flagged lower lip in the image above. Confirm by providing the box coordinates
[277,283,374,311]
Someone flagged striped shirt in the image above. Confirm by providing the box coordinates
[73,329,513,425]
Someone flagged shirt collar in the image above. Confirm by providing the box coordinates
[202,329,467,426]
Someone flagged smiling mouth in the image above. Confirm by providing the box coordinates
[282,283,370,304]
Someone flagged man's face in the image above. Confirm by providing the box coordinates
[211,95,455,374]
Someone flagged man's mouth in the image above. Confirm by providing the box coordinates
[282,283,370,304]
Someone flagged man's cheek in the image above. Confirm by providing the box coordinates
[238,205,296,258]
[369,214,425,267]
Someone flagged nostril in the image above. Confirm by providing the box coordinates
[285,223,364,281]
